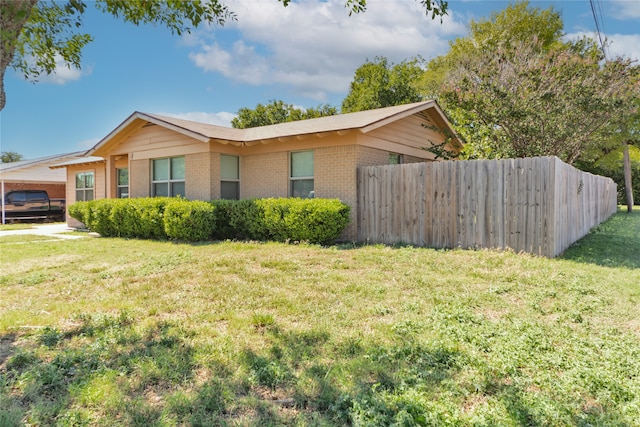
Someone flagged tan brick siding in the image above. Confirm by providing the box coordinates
[185,152,215,200]
[130,159,150,198]
[356,145,390,168]
[211,152,221,200]
[64,164,105,228]
[241,152,288,199]
[315,146,358,240]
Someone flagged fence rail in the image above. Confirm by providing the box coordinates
[357,156,617,257]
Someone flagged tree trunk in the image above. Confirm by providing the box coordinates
[623,140,634,212]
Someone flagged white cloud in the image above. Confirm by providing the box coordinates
[566,31,640,61]
[610,1,640,20]
[155,111,236,127]
[187,0,467,100]
[606,33,640,61]
[34,55,92,85]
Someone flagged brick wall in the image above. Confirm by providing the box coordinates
[2,183,65,199]
[356,145,391,168]
[241,152,288,198]
[211,152,221,200]
[315,145,358,240]
[185,152,215,200]
[64,164,104,228]
[130,159,150,198]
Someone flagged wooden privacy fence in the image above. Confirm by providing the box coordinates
[357,156,617,257]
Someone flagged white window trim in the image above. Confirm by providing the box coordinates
[290,150,314,198]
[117,168,129,198]
[151,157,185,197]
[220,155,240,200]
[75,171,95,202]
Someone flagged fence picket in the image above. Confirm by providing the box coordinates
[356,157,616,257]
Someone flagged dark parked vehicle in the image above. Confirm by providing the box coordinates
[1,190,65,222]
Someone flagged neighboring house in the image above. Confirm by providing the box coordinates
[52,101,462,239]
[1,151,85,199]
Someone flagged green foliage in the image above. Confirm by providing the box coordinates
[69,197,350,244]
[68,198,170,239]
[577,145,640,205]
[163,199,216,241]
[231,99,337,129]
[210,198,267,240]
[342,56,425,113]
[37,326,62,347]
[421,1,564,97]
[9,0,234,82]
[67,201,90,227]
[257,198,351,245]
[0,151,24,163]
[423,1,639,165]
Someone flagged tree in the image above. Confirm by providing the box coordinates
[424,1,639,165]
[0,0,448,112]
[421,1,563,98]
[577,97,640,208]
[231,100,337,129]
[341,56,425,113]
[0,151,24,163]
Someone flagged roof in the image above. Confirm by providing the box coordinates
[0,151,84,172]
[1,151,86,183]
[49,156,105,169]
[87,101,461,156]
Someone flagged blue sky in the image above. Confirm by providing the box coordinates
[1,0,639,159]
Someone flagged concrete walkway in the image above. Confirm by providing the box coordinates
[0,223,86,240]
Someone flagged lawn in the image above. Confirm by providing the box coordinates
[0,208,639,426]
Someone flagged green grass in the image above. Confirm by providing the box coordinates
[0,209,639,426]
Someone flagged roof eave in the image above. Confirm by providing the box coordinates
[87,112,211,157]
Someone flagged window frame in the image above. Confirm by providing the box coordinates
[75,171,95,202]
[117,167,129,198]
[151,157,185,197]
[290,150,314,199]
[389,153,403,165]
[220,154,240,200]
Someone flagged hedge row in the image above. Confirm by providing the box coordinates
[68,197,350,245]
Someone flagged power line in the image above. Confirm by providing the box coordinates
[589,0,608,58]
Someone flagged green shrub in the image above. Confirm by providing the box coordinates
[69,198,170,239]
[89,199,120,237]
[69,197,349,245]
[124,198,169,239]
[68,202,91,227]
[257,198,351,245]
[210,199,266,240]
[164,199,216,241]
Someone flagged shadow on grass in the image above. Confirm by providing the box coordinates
[0,313,240,426]
[560,208,640,269]
[481,374,632,427]
[2,312,636,425]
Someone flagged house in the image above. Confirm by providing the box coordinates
[1,151,85,199]
[52,101,462,239]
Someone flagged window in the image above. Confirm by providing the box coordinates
[389,153,403,165]
[26,192,46,202]
[152,157,185,197]
[220,155,239,200]
[76,172,94,201]
[290,151,314,198]
[7,192,25,204]
[117,168,129,198]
